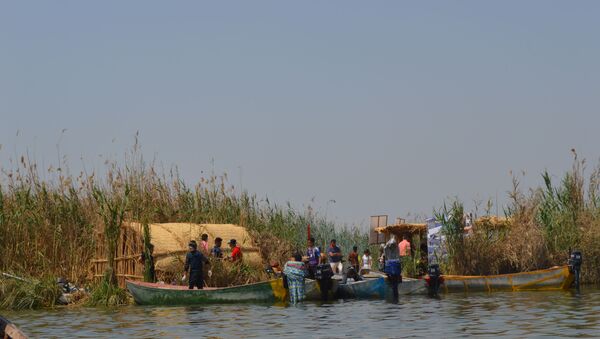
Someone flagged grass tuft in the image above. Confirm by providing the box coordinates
[0,275,60,310]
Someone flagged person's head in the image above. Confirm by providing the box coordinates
[201,234,208,241]
[188,241,197,252]
[330,239,336,247]
[364,249,370,256]
[228,239,237,248]
[402,234,408,241]
[353,245,358,253]
[215,237,223,247]
[293,252,303,262]
[308,237,315,247]
[320,253,328,264]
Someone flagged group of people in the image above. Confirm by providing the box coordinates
[305,238,374,277]
[182,233,413,303]
[183,234,243,290]
[282,238,375,304]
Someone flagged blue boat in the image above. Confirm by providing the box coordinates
[336,273,387,299]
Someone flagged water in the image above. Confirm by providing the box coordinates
[4,288,600,338]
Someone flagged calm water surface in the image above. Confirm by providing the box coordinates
[4,287,600,338]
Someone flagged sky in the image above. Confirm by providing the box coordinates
[1,1,599,228]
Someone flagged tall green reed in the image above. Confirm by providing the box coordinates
[0,142,370,298]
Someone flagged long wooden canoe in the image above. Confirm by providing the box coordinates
[340,265,574,299]
[408,265,573,295]
[440,265,574,293]
[126,279,290,305]
[126,278,336,305]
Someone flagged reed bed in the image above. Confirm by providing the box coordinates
[0,144,368,308]
[437,151,600,283]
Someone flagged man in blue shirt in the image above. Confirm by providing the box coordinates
[306,237,320,279]
[184,241,210,289]
[211,237,223,258]
[327,239,343,275]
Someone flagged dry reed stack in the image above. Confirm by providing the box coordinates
[91,222,262,287]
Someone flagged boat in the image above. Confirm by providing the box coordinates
[126,279,289,305]
[439,265,574,293]
[336,273,427,299]
[128,266,574,305]
[0,316,28,339]
[304,279,340,301]
[336,272,387,299]
[339,265,574,299]
[127,278,338,305]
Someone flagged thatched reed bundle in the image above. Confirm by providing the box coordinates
[91,222,261,287]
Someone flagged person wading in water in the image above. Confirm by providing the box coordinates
[183,241,210,289]
[384,235,402,302]
[283,252,307,304]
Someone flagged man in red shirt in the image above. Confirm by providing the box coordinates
[228,239,243,262]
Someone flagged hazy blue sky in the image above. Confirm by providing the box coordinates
[1,1,599,227]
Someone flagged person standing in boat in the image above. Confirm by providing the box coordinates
[361,249,372,275]
[306,237,320,279]
[227,239,243,262]
[183,241,210,289]
[348,245,360,273]
[328,239,343,275]
[211,237,223,258]
[283,252,307,304]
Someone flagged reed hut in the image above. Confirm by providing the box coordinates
[91,222,262,287]
[375,222,428,245]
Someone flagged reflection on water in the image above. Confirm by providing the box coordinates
[4,288,600,338]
